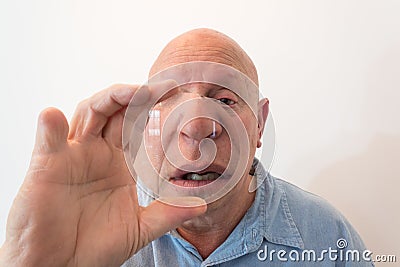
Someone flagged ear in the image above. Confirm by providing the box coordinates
[257,98,269,148]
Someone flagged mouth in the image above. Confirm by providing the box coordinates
[168,167,223,187]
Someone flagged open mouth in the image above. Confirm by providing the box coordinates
[169,170,222,187]
[176,172,220,181]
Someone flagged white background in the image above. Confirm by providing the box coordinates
[0,0,399,264]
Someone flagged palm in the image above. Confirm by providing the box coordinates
[2,85,206,267]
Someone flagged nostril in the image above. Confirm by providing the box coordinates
[180,118,222,141]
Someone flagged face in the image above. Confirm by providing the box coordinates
[143,80,265,207]
[141,29,268,213]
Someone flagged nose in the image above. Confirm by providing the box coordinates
[180,118,222,143]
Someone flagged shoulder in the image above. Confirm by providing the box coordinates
[270,175,367,251]
[274,176,345,224]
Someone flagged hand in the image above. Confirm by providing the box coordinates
[0,84,206,267]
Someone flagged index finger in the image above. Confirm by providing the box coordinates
[69,84,141,139]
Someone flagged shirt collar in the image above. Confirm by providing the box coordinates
[244,158,304,251]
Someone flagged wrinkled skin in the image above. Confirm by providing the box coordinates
[0,84,206,267]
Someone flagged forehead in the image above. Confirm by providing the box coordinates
[150,62,257,97]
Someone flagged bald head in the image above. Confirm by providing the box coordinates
[149,28,259,86]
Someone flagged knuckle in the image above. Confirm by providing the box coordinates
[76,98,90,111]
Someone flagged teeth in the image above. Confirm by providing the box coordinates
[185,172,220,181]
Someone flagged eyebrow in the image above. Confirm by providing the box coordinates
[156,84,237,104]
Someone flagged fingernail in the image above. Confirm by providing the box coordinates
[130,85,151,106]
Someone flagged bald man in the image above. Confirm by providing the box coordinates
[0,29,372,266]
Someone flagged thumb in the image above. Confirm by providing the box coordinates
[34,107,69,154]
[139,197,207,244]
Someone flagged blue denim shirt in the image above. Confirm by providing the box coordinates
[122,160,373,266]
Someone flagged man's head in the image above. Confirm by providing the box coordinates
[149,28,259,86]
[143,28,269,213]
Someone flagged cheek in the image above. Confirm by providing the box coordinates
[143,112,164,169]
[144,136,162,170]
[143,105,181,169]
[240,113,259,148]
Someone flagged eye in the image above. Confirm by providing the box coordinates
[218,98,236,105]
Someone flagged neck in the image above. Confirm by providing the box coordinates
[177,181,255,259]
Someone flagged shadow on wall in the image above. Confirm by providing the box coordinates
[309,134,400,258]
[309,47,400,262]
